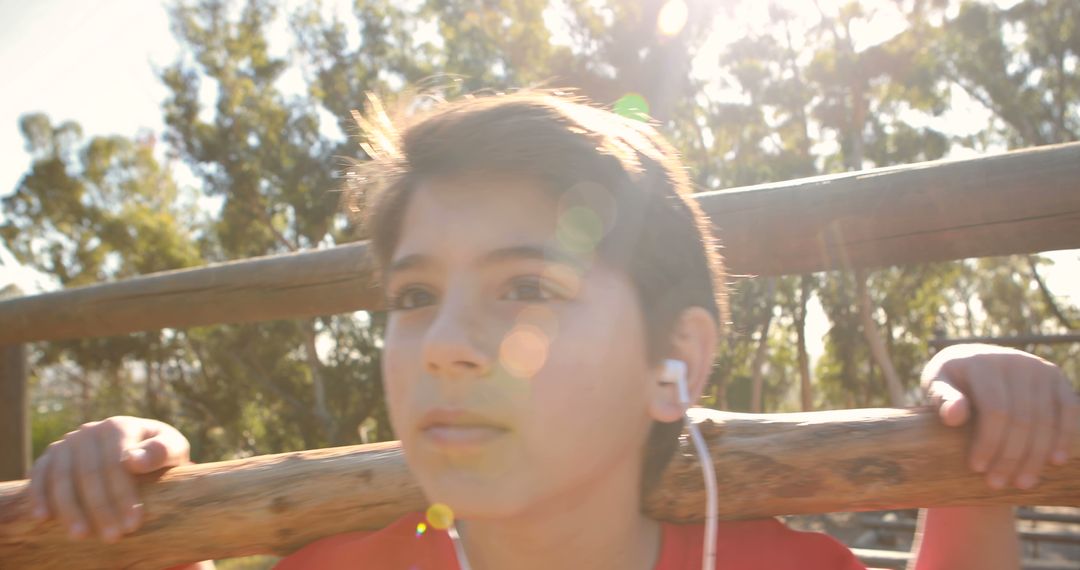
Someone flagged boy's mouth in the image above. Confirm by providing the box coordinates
[419,409,510,446]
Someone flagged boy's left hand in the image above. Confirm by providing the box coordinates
[922,343,1079,491]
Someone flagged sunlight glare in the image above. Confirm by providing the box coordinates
[657,0,689,37]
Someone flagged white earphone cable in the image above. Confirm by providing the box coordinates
[667,358,718,570]
[686,418,718,570]
[449,524,472,570]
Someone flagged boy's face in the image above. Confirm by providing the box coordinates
[382,174,656,519]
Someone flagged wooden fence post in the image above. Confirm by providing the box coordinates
[0,344,29,481]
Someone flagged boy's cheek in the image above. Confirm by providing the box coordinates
[381,348,420,438]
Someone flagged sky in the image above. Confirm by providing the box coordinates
[0,0,1076,361]
[0,0,178,290]
[0,1,177,194]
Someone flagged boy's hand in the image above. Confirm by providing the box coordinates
[922,344,1079,490]
[28,416,191,543]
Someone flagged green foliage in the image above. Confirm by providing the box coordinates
[943,0,1080,148]
[3,115,201,287]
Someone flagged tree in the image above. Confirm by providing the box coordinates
[1,114,208,453]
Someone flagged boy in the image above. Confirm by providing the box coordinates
[30,92,1078,569]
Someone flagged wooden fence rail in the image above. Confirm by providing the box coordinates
[2,408,1079,569]
[2,142,1079,346]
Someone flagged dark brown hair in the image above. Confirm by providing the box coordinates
[344,91,727,498]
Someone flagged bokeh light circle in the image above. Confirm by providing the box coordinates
[426,503,455,531]
[556,206,605,254]
[499,324,550,379]
[657,0,689,37]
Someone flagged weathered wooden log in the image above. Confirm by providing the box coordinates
[0,242,380,346]
[3,142,1079,346]
[700,141,1080,276]
[1,407,1079,569]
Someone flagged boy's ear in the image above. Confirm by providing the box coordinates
[647,306,718,423]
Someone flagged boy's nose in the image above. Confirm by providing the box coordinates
[422,302,493,380]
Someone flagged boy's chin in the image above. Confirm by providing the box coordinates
[420,471,538,521]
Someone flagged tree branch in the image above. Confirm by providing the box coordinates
[750,278,777,413]
[856,269,906,406]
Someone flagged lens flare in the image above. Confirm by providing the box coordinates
[657,0,689,37]
[554,181,619,265]
[561,182,617,231]
[613,93,650,122]
[541,264,583,299]
[426,503,455,531]
[415,522,427,537]
[556,206,604,254]
[515,305,560,338]
[499,324,550,379]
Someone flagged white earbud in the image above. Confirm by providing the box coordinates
[661,358,692,408]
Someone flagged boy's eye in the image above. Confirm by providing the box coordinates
[387,276,563,310]
[504,276,560,302]
[388,287,436,311]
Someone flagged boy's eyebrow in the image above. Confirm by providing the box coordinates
[387,244,586,277]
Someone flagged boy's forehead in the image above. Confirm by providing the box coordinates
[399,177,557,245]
[397,175,616,263]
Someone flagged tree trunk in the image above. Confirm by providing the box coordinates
[856,269,906,406]
[963,280,979,337]
[144,360,159,417]
[303,319,336,445]
[2,407,1079,569]
[0,345,28,482]
[750,278,777,413]
[795,275,814,411]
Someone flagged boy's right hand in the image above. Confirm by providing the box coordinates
[29,416,191,543]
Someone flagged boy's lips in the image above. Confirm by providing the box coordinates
[419,409,510,446]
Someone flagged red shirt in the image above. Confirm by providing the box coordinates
[274,512,867,569]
